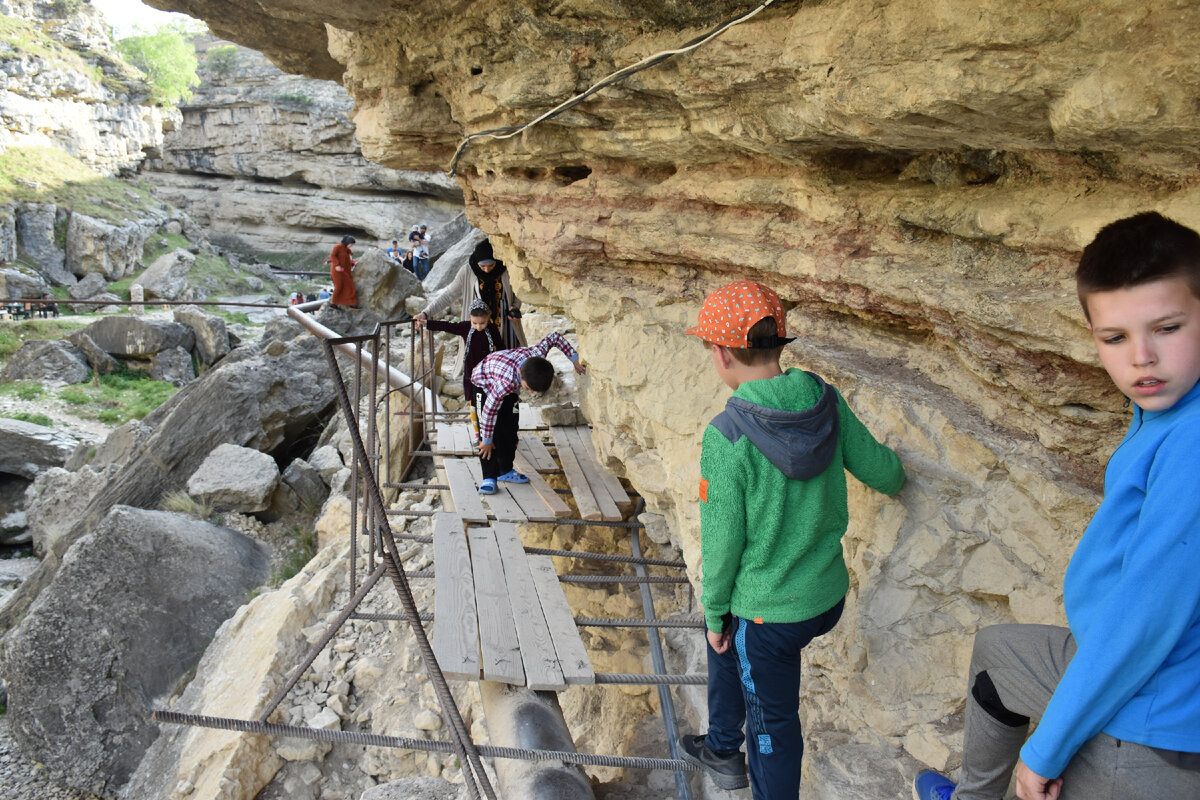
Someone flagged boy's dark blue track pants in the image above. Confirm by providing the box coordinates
[703,598,845,799]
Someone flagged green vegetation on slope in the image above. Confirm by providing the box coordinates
[0,15,102,83]
[0,319,88,367]
[58,366,179,424]
[0,146,160,223]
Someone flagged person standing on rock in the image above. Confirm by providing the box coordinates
[414,238,526,373]
[327,235,358,308]
[680,280,906,799]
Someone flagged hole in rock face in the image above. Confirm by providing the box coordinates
[553,164,592,185]
[470,66,483,75]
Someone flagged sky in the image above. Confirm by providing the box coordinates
[88,0,199,37]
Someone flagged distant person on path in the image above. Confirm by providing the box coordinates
[471,331,585,495]
[415,238,525,351]
[327,235,358,308]
[412,236,430,281]
[679,280,905,798]
[317,287,332,301]
[408,224,421,245]
[913,212,1200,800]
[386,239,404,266]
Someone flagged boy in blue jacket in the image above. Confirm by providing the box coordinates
[915,212,1200,800]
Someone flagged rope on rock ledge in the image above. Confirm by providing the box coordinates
[447,0,783,174]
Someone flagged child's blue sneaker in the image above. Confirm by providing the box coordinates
[913,769,956,800]
[497,469,529,484]
[479,478,497,495]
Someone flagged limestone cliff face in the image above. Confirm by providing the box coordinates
[0,0,168,175]
[147,0,1200,788]
[143,36,464,254]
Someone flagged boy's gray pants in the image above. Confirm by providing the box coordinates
[955,624,1200,800]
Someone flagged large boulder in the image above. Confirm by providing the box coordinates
[186,443,280,513]
[79,315,195,358]
[149,345,196,386]
[68,271,109,300]
[173,304,230,366]
[0,505,271,797]
[0,418,89,480]
[65,213,148,282]
[347,247,422,320]
[426,212,472,262]
[25,464,119,557]
[65,329,121,375]
[0,324,337,633]
[134,247,195,301]
[13,202,72,285]
[0,266,50,300]
[0,339,89,384]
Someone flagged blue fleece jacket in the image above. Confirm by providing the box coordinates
[1021,381,1200,778]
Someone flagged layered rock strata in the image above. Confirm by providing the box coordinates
[143,36,465,255]
[142,0,1200,793]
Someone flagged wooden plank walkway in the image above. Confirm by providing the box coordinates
[427,424,634,688]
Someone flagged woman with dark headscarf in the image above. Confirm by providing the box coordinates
[415,237,525,376]
[328,235,358,307]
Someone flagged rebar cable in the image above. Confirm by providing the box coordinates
[574,616,705,629]
[322,339,495,800]
[592,673,708,686]
[351,611,435,623]
[559,574,689,585]
[523,546,684,569]
[387,508,647,530]
[152,710,699,773]
[447,0,782,174]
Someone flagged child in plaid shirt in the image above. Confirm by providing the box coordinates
[471,332,586,494]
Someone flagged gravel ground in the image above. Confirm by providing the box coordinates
[0,714,101,800]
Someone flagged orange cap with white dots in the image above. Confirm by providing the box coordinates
[685,280,794,349]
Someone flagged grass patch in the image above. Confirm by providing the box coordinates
[55,366,178,424]
[0,381,46,401]
[271,525,317,587]
[142,232,190,265]
[211,309,252,326]
[160,490,213,519]
[0,146,161,223]
[5,412,52,427]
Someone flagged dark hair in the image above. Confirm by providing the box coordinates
[726,317,786,366]
[520,357,555,392]
[341,235,356,245]
[1076,212,1200,320]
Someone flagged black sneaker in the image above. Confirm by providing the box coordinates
[678,733,749,790]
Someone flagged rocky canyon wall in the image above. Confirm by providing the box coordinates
[0,0,167,174]
[144,0,1200,791]
[143,36,465,255]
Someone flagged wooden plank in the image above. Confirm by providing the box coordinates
[435,422,453,449]
[431,513,480,680]
[492,523,566,690]
[444,459,489,523]
[527,555,594,685]
[516,434,557,473]
[550,427,602,521]
[513,451,572,518]
[453,423,475,453]
[561,429,624,522]
[468,527,525,685]
[502,474,558,523]
[561,426,622,521]
[465,460,526,523]
[570,426,632,511]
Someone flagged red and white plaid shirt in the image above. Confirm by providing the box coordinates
[471,333,578,443]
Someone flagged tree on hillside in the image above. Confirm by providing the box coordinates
[116,24,201,107]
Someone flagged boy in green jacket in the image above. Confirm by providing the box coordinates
[680,281,906,798]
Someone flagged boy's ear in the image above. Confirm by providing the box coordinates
[714,345,734,369]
